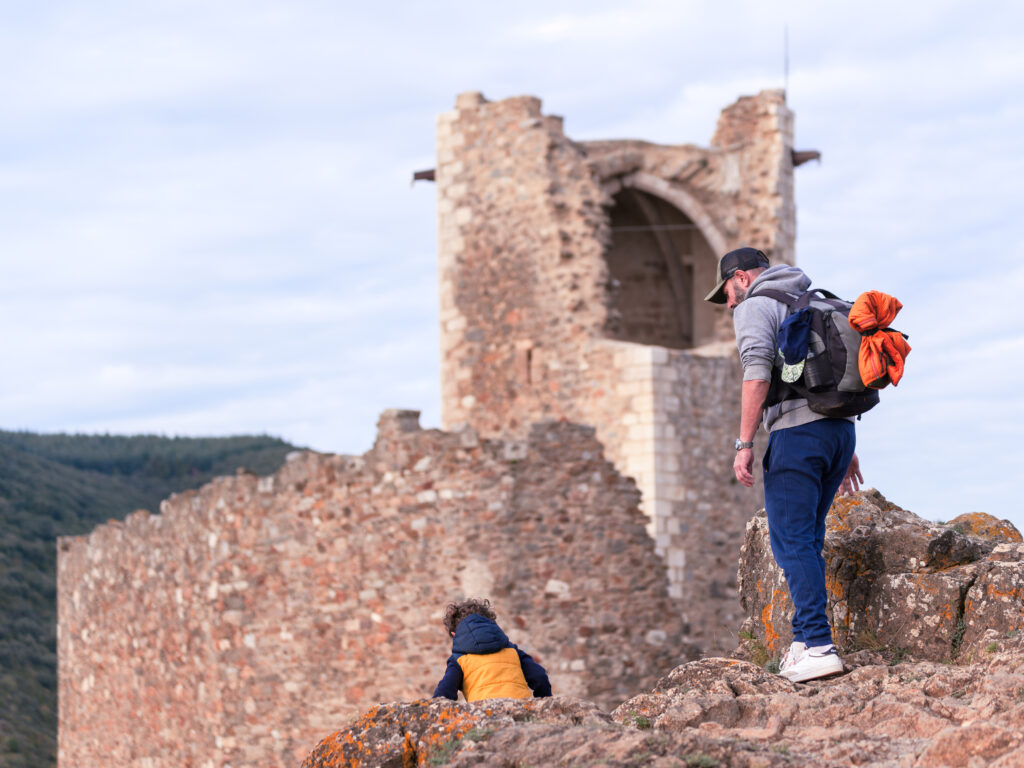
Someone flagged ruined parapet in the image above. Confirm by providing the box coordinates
[737,489,1024,662]
[435,91,793,650]
[58,412,690,768]
[435,92,612,437]
[709,89,796,262]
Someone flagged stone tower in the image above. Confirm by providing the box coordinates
[433,90,798,648]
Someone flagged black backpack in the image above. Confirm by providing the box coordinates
[750,287,879,418]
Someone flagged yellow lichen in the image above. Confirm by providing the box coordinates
[761,589,784,652]
[825,570,844,601]
[947,513,1023,543]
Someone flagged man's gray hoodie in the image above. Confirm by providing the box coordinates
[733,264,836,433]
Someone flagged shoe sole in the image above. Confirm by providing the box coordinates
[782,660,845,684]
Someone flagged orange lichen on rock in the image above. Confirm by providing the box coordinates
[400,732,417,768]
[827,495,863,534]
[825,570,844,602]
[761,590,783,653]
[946,512,1023,543]
[985,581,1023,601]
[418,707,480,758]
[300,700,472,768]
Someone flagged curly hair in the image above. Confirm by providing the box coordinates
[442,598,497,635]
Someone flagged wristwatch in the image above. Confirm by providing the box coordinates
[735,439,754,451]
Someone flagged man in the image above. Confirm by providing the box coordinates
[705,246,862,683]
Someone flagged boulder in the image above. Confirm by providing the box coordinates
[736,489,1024,663]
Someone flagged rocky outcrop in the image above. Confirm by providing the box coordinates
[300,492,1024,767]
[614,652,1024,768]
[737,490,1024,664]
[300,694,809,768]
[302,648,1024,767]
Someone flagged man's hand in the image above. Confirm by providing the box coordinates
[734,448,755,487]
[838,452,863,496]
[733,379,768,490]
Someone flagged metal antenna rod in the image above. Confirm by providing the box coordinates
[784,24,790,94]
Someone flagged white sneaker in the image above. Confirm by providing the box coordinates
[780,641,806,675]
[779,643,844,683]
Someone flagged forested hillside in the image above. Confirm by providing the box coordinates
[0,431,300,767]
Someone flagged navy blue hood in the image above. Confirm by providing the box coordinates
[451,614,511,655]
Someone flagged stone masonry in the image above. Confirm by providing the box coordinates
[434,90,798,648]
[58,413,690,768]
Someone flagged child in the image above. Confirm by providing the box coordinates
[432,598,552,702]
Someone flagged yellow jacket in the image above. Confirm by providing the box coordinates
[458,647,532,701]
[432,614,552,701]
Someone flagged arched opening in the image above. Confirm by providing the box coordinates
[603,187,720,350]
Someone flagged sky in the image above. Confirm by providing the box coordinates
[1,1,1022,530]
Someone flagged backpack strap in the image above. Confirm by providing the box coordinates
[743,286,806,408]
[808,288,841,300]
[750,286,842,307]
[747,287,801,307]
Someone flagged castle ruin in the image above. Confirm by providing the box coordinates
[435,89,798,638]
[59,89,805,767]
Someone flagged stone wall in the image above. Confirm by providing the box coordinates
[571,339,766,651]
[652,346,766,647]
[58,412,689,768]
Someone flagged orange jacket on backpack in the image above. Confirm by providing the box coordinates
[848,290,911,388]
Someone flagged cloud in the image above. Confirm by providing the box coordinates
[505,3,700,46]
[1,0,1023,532]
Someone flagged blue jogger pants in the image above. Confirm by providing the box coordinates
[762,418,856,648]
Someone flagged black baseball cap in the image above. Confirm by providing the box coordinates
[704,247,770,304]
